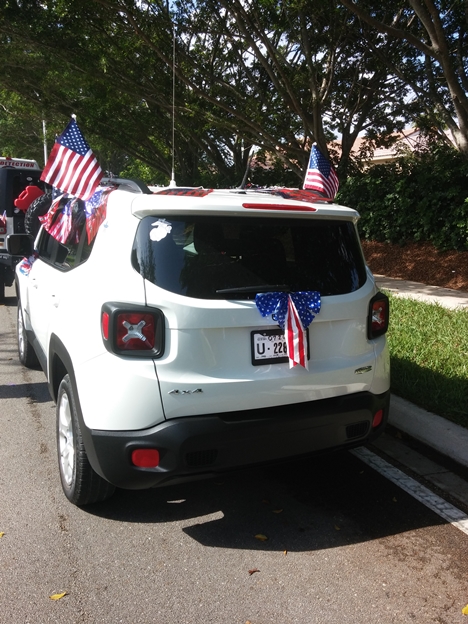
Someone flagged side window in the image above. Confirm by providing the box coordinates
[37,222,94,270]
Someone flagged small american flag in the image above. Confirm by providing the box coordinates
[38,195,64,231]
[48,198,73,244]
[84,187,113,243]
[303,143,339,199]
[285,295,308,369]
[40,118,103,201]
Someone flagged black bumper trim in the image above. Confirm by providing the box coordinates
[85,390,390,489]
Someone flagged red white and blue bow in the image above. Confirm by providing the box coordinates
[255,291,321,369]
[18,252,38,276]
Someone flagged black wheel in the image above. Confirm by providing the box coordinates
[24,192,52,238]
[17,304,39,368]
[56,375,116,506]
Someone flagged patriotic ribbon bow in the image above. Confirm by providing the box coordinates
[255,291,321,369]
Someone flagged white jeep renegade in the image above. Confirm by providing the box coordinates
[12,180,390,505]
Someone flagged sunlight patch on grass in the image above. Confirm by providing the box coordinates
[386,292,468,427]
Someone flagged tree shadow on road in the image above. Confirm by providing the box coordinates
[0,381,50,402]
[0,291,18,307]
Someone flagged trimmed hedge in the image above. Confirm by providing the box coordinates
[336,143,468,251]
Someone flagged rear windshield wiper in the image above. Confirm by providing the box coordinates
[216,284,289,294]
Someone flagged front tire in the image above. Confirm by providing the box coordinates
[17,304,39,368]
[56,375,115,505]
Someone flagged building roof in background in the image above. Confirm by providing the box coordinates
[334,127,456,165]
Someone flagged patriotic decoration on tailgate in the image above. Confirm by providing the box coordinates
[40,117,103,201]
[255,291,321,369]
[303,143,339,199]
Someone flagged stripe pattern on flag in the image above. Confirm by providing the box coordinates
[285,295,308,369]
[48,198,74,244]
[303,143,339,199]
[40,118,103,201]
[255,291,321,369]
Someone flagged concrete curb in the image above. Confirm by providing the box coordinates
[388,394,468,469]
[375,276,468,310]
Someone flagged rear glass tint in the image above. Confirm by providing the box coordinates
[133,215,367,299]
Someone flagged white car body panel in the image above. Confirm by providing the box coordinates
[17,184,390,436]
[144,277,388,421]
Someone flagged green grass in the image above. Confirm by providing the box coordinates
[385,291,468,428]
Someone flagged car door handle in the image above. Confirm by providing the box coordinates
[51,294,60,308]
[31,278,38,289]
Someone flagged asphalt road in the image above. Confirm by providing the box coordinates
[1,287,468,624]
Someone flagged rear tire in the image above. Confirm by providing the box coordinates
[24,192,52,239]
[56,375,116,506]
[17,304,39,368]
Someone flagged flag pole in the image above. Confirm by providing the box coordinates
[169,25,177,188]
[42,120,48,167]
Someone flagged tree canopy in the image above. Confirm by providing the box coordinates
[0,0,466,185]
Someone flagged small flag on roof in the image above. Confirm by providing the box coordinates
[303,143,339,199]
[40,117,103,201]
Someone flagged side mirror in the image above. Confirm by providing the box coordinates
[6,233,34,257]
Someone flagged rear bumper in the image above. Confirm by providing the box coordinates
[84,390,390,489]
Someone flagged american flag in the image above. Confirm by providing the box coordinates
[255,291,320,370]
[285,295,308,369]
[40,118,103,201]
[303,143,339,199]
[84,187,113,243]
[38,195,65,231]
[48,198,74,244]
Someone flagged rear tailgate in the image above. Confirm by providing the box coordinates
[146,280,382,419]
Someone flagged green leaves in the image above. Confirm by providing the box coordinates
[386,292,468,426]
[338,143,468,251]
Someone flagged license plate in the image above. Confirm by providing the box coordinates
[251,328,310,366]
[251,329,289,365]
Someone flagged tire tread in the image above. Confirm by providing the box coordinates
[57,375,115,505]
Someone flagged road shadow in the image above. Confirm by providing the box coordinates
[86,450,445,552]
[0,381,50,402]
[0,289,18,307]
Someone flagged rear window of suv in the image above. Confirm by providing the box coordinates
[132,215,367,299]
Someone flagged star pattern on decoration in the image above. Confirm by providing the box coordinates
[255,291,321,330]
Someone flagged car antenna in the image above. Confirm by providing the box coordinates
[169,24,177,188]
[238,146,253,189]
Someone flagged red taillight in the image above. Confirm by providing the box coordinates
[368,293,389,339]
[101,312,109,340]
[131,449,160,468]
[101,303,165,357]
[242,202,317,212]
[115,312,155,350]
[372,409,383,428]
